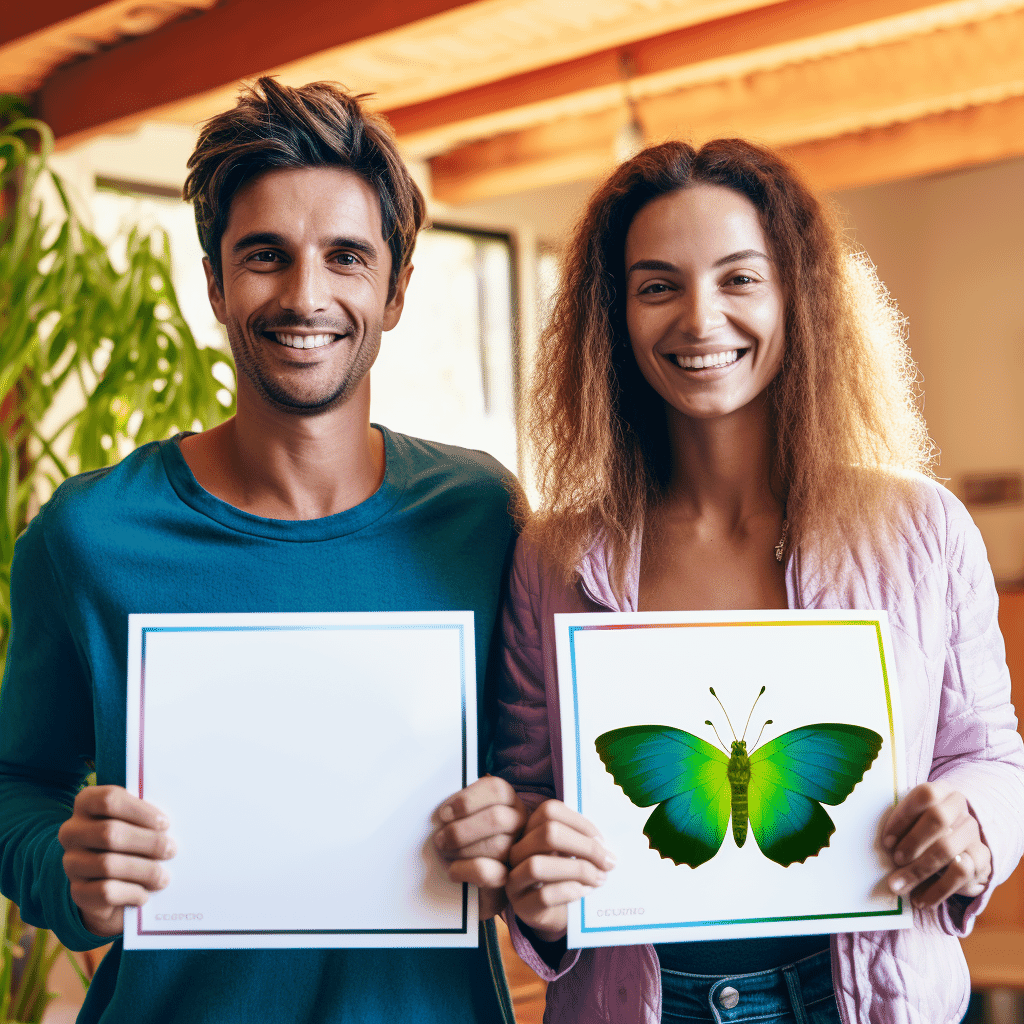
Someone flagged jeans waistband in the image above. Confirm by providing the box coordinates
[659,948,836,1022]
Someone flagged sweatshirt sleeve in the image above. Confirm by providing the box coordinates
[0,512,108,950]
[492,539,583,981]
[928,496,1024,936]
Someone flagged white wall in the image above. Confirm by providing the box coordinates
[835,157,1024,584]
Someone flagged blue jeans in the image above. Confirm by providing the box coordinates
[660,948,841,1023]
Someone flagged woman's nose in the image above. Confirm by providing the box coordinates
[679,284,723,338]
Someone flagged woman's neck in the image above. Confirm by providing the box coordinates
[661,392,781,529]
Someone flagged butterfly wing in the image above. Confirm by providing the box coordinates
[595,725,731,868]
[747,724,883,866]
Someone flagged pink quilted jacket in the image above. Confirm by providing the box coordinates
[494,479,1024,1024]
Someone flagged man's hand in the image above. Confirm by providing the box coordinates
[433,776,528,919]
[58,786,175,937]
[883,781,991,909]
[506,799,615,941]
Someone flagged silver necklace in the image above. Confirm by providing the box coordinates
[774,519,790,563]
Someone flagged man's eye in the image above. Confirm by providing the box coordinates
[334,252,359,266]
[249,251,279,263]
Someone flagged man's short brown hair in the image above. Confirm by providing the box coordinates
[183,77,426,293]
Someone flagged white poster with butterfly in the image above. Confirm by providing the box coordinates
[555,609,912,949]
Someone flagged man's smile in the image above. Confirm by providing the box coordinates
[268,331,343,350]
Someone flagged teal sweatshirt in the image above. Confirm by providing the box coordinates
[0,428,518,1024]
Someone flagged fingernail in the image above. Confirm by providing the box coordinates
[890,876,905,893]
[155,815,169,829]
[882,834,895,849]
[893,851,906,865]
[594,871,607,885]
[164,840,177,858]
[438,805,455,823]
[602,851,617,869]
[157,871,170,888]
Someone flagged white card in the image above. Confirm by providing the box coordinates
[556,610,911,948]
[125,611,478,949]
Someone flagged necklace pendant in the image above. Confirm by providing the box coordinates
[775,519,789,563]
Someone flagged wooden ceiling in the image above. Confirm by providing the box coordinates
[4,0,1023,203]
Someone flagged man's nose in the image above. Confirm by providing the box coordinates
[278,257,330,317]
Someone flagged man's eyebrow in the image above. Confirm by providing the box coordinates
[231,232,380,260]
[232,231,288,254]
[324,236,379,260]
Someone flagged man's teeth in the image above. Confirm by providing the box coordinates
[672,349,742,369]
[274,333,337,349]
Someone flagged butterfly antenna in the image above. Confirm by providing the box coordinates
[705,720,729,752]
[741,686,767,740]
[751,720,774,752]
[708,687,737,741]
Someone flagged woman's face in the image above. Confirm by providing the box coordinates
[624,184,786,423]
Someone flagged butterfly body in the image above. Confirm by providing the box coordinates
[595,712,883,869]
[726,740,750,848]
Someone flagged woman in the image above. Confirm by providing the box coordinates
[494,140,1024,1023]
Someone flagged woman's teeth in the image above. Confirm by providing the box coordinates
[274,333,337,349]
[672,349,742,369]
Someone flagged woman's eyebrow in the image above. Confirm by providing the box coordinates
[626,258,678,275]
[713,248,771,267]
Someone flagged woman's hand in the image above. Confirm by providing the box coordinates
[506,799,616,941]
[883,780,991,908]
[434,776,529,919]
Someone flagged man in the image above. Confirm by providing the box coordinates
[0,77,526,1023]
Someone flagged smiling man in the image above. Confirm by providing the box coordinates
[0,79,526,1023]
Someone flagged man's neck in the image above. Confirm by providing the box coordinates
[178,382,385,521]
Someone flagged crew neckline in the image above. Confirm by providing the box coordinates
[159,424,404,542]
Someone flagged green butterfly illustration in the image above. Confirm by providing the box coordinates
[595,687,883,868]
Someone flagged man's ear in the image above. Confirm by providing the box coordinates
[382,263,414,332]
[203,257,228,325]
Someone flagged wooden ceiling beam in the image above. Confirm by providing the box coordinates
[35,0,481,144]
[783,94,1024,193]
[390,0,1013,156]
[430,8,1024,203]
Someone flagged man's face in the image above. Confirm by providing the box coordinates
[205,166,411,415]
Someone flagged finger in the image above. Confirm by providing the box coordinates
[60,816,177,859]
[513,880,596,918]
[437,777,524,823]
[510,818,615,871]
[434,803,526,855]
[526,799,604,839]
[70,877,154,915]
[74,787,170,830]
[889,795,965,867]
[446,856,508,889]
[908,850,979,908]
[506,854,607,902]
[439,832,515,863]
[887,817,976,896]
[63,849,171,890]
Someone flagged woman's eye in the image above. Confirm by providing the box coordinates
[639,281,670,295]
[726,274,755,286]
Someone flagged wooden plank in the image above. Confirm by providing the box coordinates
[389,0,1013,156]
[783,95,1024,193]
[430,12,1024,203]
[0,1,119,47]
[36,0,482,143]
